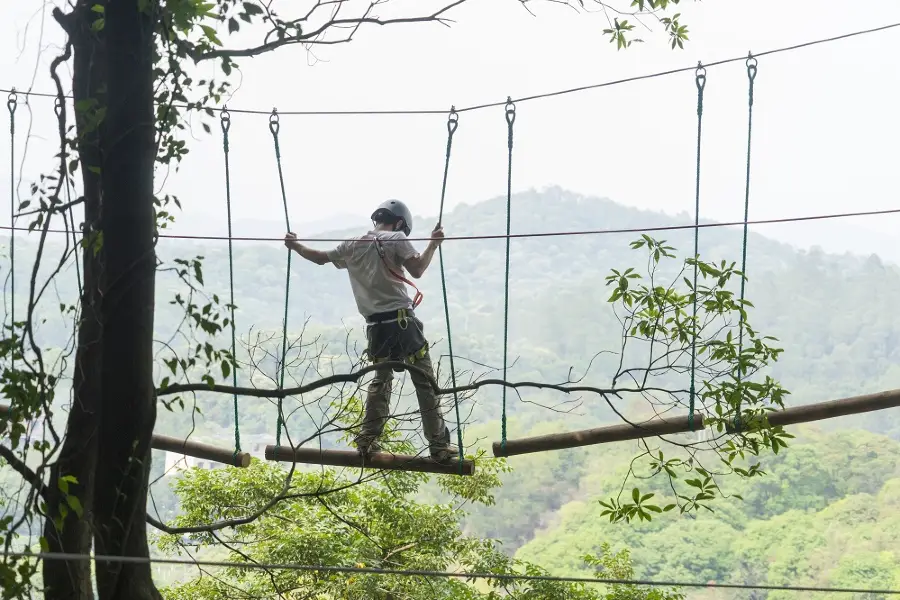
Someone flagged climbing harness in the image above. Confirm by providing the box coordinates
[373,235,423,309]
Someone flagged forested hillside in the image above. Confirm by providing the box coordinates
[3,186,899,597]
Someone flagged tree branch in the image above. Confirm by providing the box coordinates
[196,0,470,61]
[156,361,682,400]
[0,445,48,502]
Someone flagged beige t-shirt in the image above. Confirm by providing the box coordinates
[326,230,419,317]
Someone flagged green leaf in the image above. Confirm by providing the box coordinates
[243,2,264,16]
[66,496,84,519]
[200,24,222,46]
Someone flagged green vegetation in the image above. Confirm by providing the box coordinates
[4,187,900,597]
[156,409,685,599]
[510,427,900,596]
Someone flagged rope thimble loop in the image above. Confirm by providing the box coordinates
[695,62,707,92]
[220,106,232,134]
[504,96,516,126]
[746,53,758,82]
[269,108,280,136]
[746,53,758,106]
[7,89,18,115]
[695,62,707,118]
[505,96,516,150]
[447,106,459,136]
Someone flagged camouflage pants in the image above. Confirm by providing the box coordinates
[355,313,452,451]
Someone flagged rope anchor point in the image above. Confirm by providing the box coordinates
[695,62,707,90]
[7,88,18,114]
[746,52,758,79]
[447,106,458,134]
[221,105,232,133]
[504,96,516,125]
[269,108,280,135]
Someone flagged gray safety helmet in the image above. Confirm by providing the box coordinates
[371,199,413,236]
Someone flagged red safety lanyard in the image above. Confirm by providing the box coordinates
[374,237,423,309]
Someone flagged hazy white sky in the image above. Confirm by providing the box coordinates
[1,0,899,256]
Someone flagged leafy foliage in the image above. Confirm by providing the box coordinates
[157,452,681,599]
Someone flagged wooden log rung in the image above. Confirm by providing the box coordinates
[493,414,704,458]
[265,445,476,476]
[493,388,900,458]
[1,404,250,468]
[153,434,252,469]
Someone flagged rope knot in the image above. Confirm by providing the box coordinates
[269,108,280,136]
[54,96,64,118]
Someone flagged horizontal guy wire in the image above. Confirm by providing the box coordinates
[1,207,898,244]
[2,551,899,595]
[0,21,898,117]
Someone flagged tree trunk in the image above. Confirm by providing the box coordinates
[42,4,105,600]
[92,0,160,598]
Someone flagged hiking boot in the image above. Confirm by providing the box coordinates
[430,444,460,463]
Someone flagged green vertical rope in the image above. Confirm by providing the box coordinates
[735,54,758,428]
[500,98,516,452]
[436,107,464,473]
[221,107,241,455]
[689,64,706,431]
[7,90,16,369]
[269,109,292,446]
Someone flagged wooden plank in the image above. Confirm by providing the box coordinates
[265,445,475,476]
[743,388,900,429]
[492,414,704,458]
[1,404,250,468]
[493,388,900,458]
[153,434,252,469]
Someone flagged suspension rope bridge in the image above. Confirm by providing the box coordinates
[2,25,899,477]
[2,18,900,596]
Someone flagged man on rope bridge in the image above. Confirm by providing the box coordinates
[284,199,460,464]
